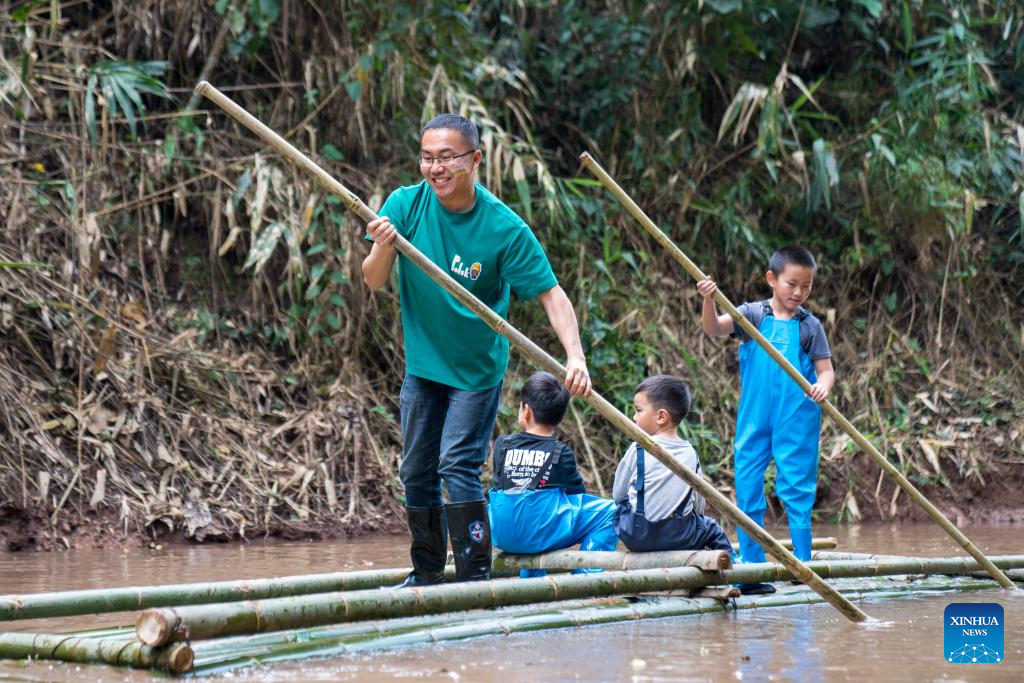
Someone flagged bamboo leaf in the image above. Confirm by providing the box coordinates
[243,222,286,273]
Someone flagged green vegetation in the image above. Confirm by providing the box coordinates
[1,1,1021,546]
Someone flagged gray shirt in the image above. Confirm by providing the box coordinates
[731,300,832,360]
[612,436,707,522]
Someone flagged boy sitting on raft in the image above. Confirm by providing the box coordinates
[488,371,617,578]
[612,375,732,554]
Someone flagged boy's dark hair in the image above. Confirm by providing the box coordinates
[521,371,570,427]
[768,245,817,275]
[421,114,480,151]
[635,375,691,425]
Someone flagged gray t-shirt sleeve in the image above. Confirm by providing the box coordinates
[612,443,637,504]
[801,314,832,360]
[730,301,765,341]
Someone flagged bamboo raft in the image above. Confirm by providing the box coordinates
[2,540,1022,676]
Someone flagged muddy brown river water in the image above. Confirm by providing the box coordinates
[1,523,1022,681]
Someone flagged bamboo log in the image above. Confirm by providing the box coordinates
[752,536,836,554]
[495,548,731,571]
[136,553,1024,646]
[499,538,838,572]
[0,566,508,621]
[578,151,1018,592]
[0,632,192,674]
[190,596,633,658]
[811,551,902,561]
[187,576,997,677]
[194,81,868,624]
[811,552,1024,582]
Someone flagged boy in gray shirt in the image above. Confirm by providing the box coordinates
[612,375,732,553]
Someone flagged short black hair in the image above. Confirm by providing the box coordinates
[420,114,480,151]
[521,371,570,427]
[635,375,691,425]
[768,245,817,275]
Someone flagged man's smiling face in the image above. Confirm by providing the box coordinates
[419,128,480,211]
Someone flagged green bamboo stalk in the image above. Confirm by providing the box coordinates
[0,632,193,674]
[811,551,901,561]
[0,567,490,622]
[495,548,731,571]
[578,151,1018,592]
[745,536,836,554]
[188,576,997,677]
[194,81,869,624]
[190,596,633,659]
[136,553,1024,647]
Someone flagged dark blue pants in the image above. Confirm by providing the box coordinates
[399,374,502,507]
[615,500,732,553]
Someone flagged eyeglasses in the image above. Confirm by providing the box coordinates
[418,150,476,167]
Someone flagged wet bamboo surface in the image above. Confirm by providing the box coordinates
[0,575,999,676]
[185,576,1001,677]
[0,539,837,623]
[135,554,1024,647]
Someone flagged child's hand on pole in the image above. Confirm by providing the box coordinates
[806,383,829,403]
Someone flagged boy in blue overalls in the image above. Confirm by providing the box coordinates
[697,246,834,595]
[612,375,733,553]
[488,372,617,578]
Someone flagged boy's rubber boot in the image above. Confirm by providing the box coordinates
[446,499,492,582]
[790,527,813,561]
[386,506,446,589]
[786,526,814,585]
[731,550,777,596]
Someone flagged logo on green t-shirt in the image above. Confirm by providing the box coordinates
[451,254,483,281]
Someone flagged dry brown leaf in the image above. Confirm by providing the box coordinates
[121,301,148,329]
[94,325,118,377]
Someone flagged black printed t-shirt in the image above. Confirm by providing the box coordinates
[491,432,586,494]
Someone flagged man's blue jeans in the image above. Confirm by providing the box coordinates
[399,374,502,507]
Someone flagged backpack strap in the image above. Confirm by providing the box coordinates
[676,459,700,516]
[635,445,646,517]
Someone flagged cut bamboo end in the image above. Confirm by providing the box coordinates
[165,644,195,674]
[195,80,211,95]
[136,608,175,647]
[714,551,731,571]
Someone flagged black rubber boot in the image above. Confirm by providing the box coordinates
[445,499,491,582]
[387,506,446,589]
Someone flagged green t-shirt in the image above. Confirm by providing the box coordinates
[377,181,557,391]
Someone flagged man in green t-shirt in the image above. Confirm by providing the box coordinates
[362,114,590,586]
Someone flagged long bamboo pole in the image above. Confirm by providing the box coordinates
[135,553,1024,646]
[194,81,869,624]
[188,577,996,677]
[0,632,192,674]
[578,151,1018,591]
